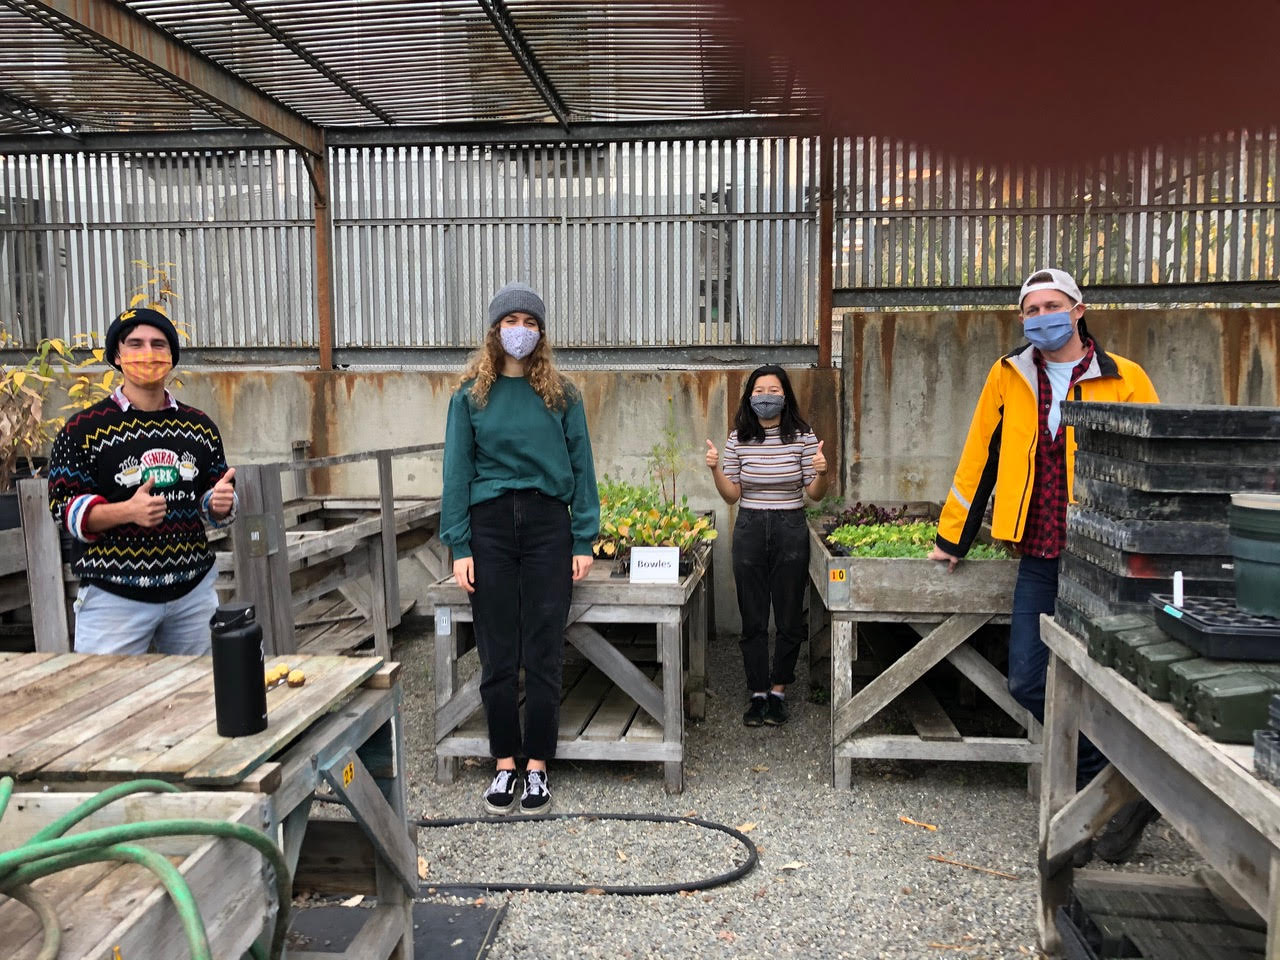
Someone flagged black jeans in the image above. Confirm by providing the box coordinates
[732,507,810,692]
[468,490,573,760]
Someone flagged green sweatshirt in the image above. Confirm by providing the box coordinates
[440,375,599,559]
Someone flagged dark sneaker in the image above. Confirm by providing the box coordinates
[1095,799,1160,863]
[520,769,552,813]
[482,769,520,815]
[764,693,789,726]
[743,696,769,727]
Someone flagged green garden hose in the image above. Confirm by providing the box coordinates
[0,776,292,960]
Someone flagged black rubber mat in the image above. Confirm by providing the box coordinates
[287,898,505,959]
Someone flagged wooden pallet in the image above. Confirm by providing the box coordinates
[444,661,667,754]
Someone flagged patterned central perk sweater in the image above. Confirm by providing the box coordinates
[48,389,237,602]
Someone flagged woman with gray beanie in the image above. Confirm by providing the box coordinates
[440,282,600,814]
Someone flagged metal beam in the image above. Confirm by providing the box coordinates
[817,135,834,367]
[834,282,1280,308]
[0,89,80,138]
[223,0,394,125]
[2,344,822,370]
[476,0,572,130]
[0,117,825,155]
[15,0,324,155]
[0,129,289,154]
[326,117,823,147]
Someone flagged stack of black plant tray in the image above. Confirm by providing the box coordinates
[1056,402,1280,627]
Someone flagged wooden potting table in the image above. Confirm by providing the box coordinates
[0,651,417,960]
[428,549,712,794]
[806,513,1040,788]
[1037,615,1280,957]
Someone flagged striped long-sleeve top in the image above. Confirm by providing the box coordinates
[721,427,819,509]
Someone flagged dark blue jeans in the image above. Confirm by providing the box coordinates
[732,507,810,692]
[1011,554,1106,788]
[468,490,573,761]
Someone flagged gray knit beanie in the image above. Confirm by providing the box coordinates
[487,282,545,329]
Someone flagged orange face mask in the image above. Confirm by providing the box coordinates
[119,351,173,389]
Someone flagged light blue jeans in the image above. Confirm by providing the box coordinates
[72,567,218,655]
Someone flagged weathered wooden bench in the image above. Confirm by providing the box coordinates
[0,651,416,960]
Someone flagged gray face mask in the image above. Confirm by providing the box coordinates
[749,394,786,420]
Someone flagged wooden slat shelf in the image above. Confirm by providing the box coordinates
[9,444,447,661]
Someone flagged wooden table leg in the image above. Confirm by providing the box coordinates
[807,580,831,691]
[434,604,458,784]
[686,578,707,721]
[1268,853,1280,959]
[660,617,684,794]
[831,617,854,790]
[1038,649,1083,957]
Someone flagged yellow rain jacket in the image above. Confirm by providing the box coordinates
[936,339,1159,556]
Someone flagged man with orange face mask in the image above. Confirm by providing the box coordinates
[47,307,238,654]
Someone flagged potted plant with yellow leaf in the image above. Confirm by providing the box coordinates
[0,327,74,528]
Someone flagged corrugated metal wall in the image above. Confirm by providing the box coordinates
[0,138,818,350]
[331,139,817,347]
[2,129,1276,353]
[0,149,314,347]
[834,127,1279,289]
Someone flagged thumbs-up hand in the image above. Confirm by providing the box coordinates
[209,467,236,520]
[705,439,719,470]
[813,439,828,476]
[130,475,168,527]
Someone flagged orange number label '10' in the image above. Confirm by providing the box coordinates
[342,762,355,787]
[829,569,847,582]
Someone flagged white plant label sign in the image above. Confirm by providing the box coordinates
[629,546,680,584]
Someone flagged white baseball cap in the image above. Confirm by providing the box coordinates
[1019,267,1083,309]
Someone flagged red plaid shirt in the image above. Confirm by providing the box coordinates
[1019,340,1096,558]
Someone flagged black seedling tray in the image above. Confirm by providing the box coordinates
[1067,506,1230,555]
[1061,401,1280,439]
[1075,451,1280,495]
[1061,553,1234,605]
[1151,594,1280,661]
[1074,427,1280,465]
[1065,531,1233,580]
[1072,476,1231,523]
[1058,576,1150,622]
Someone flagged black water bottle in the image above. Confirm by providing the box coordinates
[210,602,269,737]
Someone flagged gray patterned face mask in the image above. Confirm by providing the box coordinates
[749,394,785,419]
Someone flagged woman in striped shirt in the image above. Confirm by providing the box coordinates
[707,365,828,726]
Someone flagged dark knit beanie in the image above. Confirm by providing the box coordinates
[487,282,545,329]
[104,307,181,369]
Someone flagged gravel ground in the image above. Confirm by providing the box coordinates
[393,623,1203,960]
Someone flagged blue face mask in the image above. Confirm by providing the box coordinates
[1023,311,1076,352]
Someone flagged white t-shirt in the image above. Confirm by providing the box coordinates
[1044,359,1076,437]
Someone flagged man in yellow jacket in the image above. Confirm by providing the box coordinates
[929,267,1159,861]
